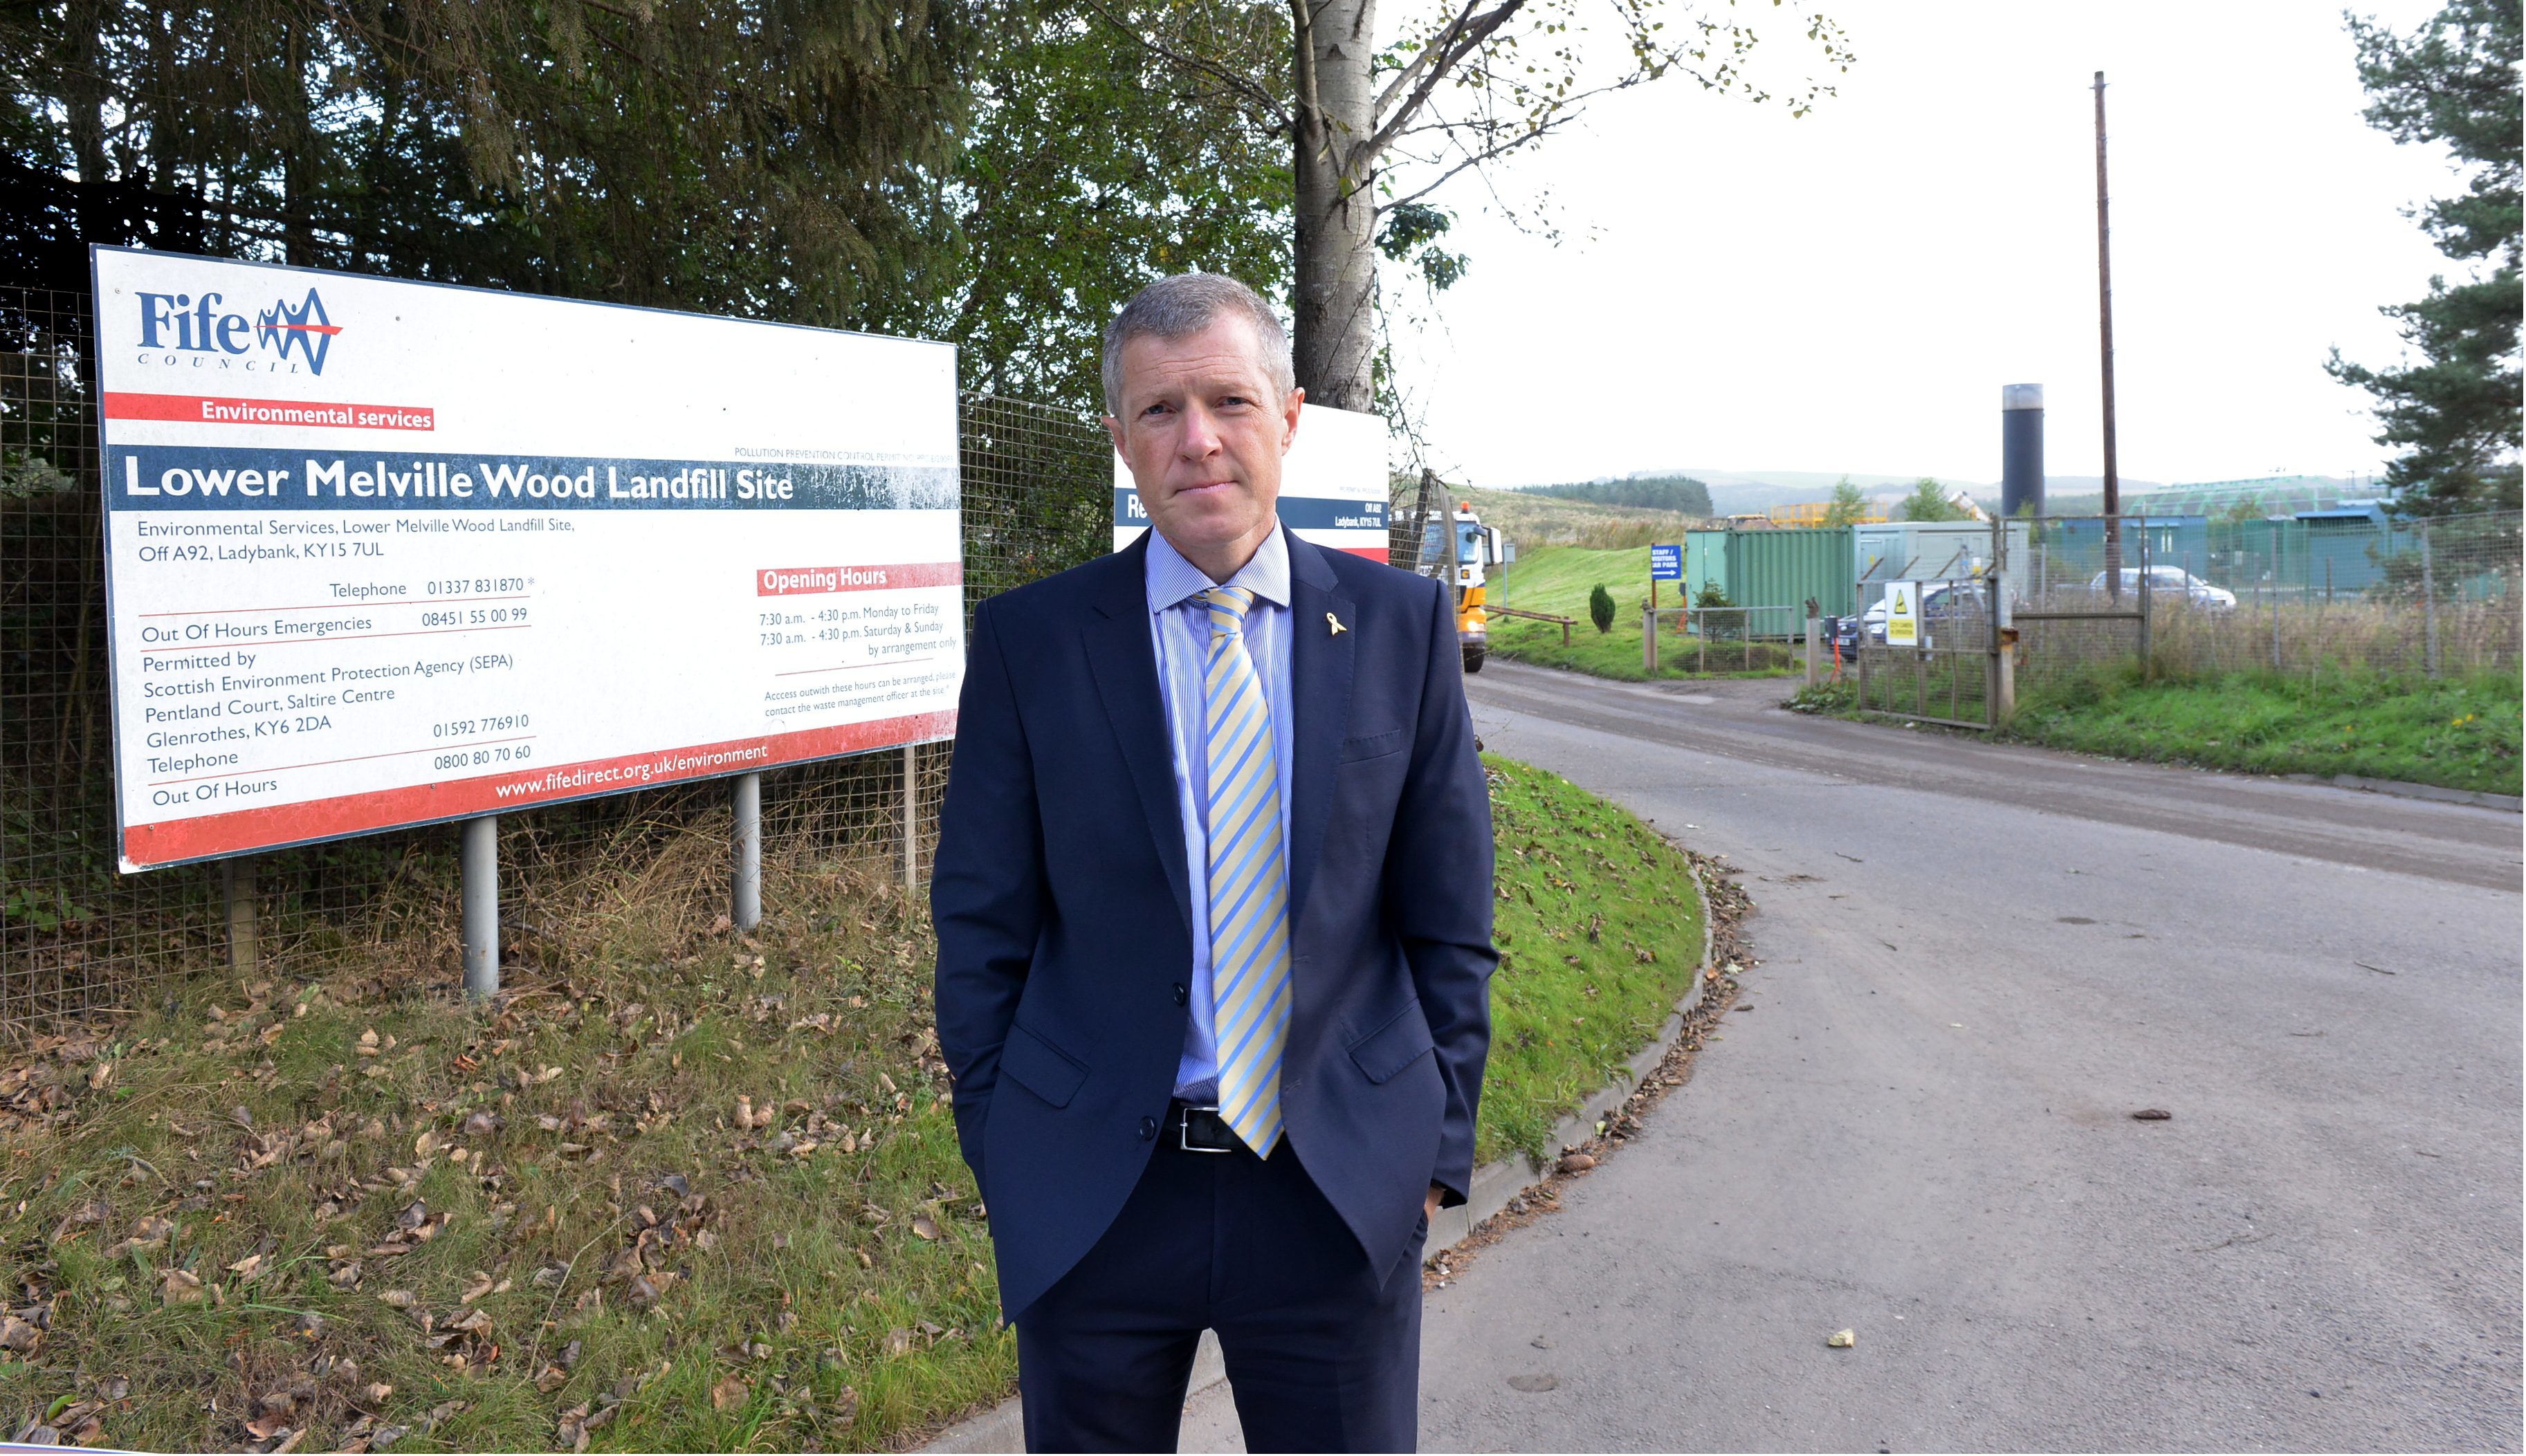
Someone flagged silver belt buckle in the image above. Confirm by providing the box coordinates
[1178,1103,1234,1154]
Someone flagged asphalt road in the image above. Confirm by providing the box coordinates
[1184,661,2522,1453]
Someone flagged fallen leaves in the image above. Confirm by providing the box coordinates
[1826,1328,1856,1349]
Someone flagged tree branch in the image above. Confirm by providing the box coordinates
[1374,0,1526,166]
[1080,0,1293,133]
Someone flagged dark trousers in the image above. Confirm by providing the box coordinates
[1015,1129,1427,1453]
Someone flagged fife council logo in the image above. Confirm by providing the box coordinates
[135,286,343,376]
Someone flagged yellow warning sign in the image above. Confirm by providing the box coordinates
[1885,582,1919,646]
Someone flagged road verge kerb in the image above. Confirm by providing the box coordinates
[919,848,1719,1454]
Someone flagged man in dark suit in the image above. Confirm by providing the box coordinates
[932,272,1497,1453]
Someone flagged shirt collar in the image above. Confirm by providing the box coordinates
[1145,520,1291,615]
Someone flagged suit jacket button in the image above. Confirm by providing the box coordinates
[1171,984,1189,1006]
[1139,1116,1159,1141]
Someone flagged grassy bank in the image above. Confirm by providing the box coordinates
[0,759,1708,1450]
[1477,757,1707,1164]
[2002,665,2522,797]
[1485,546,1796,682]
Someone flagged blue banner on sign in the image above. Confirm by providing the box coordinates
[1649,544,1683,580]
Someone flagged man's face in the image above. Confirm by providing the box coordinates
[1105,315,1303,578]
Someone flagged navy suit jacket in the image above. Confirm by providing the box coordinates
[932,530,1497,1322]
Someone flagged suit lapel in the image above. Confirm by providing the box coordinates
[1284,535,1354,928]
[1084,535,1193,933]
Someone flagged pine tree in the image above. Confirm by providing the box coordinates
[2327,0,2523,515]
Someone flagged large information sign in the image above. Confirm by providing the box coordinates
[1113,401,1388,560]
[93,248,962,872]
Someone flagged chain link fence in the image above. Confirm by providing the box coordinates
[2014,511,2523,684]
[3,280,1116,1034]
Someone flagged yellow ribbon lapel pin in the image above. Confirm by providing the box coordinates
[1326,611,1347,636]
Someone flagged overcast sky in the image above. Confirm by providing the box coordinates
[1378,0,2462,490]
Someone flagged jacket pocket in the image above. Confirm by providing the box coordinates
[998,1024,1090,1109]
[1347,997,1436,1085]
[1339,728,1407,763]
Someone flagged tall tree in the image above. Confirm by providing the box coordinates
[1822,476,1867,526]
[943,0,1292,410]
[1897,477,1966,523]
[1089,0,1851,408]
[2327,0,2522,515]
[3,1,984,331]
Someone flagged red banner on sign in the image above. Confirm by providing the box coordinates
[103,391,436,432]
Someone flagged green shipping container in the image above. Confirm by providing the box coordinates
[1683,526,1854,638]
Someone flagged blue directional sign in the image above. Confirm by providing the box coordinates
[1649,544,1683,580]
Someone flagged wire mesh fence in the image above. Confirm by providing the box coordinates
[2014,511,2523,684]
[3,280,1117,1034]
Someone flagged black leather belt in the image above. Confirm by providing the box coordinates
[1171,1100,1245,1155]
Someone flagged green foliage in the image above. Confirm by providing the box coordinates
[2221,493,2269,524]
[1376,201,1469,292]
[1822,477,1869,527]
[1587,583,1617,634]
[1898,477,1970,522]
[2327,0,2523,515]
[1479,757,1707,1163]
[946,0,1294,412]
[1520,477,1715,517]
[1692,580,1734,610]
[2004,664,2521,796]
[2,0,1305,418]
[4,1,982,331]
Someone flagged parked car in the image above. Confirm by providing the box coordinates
[1858,580,1995,645]
[2085,565,2237,610]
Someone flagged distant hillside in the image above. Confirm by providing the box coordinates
[1452,484,1701,552]
[1512,475,1714,517]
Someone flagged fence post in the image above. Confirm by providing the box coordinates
[902,744,921,899]
[1642,604,1658,674]
[222,857,259,977]
[1804,603,1820,686]
[732,772,762,932]
[2270,522,2282,672]
[461,815,499,998]
[2420,522,2441,679]
[2136,519,2151,675]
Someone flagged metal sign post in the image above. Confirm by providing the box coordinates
[1648,544,1683,676]
[461,815,498,997]
[733,773,762,932]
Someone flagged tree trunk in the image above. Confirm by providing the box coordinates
[1290,0,1379,411]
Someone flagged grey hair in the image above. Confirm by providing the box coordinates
[1101,273,1296,417]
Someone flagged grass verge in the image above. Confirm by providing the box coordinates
[1483,546,1797,682]
[0,759,1706,1450]
[1793,665,2522,796]
[2002,665,2522,796]
[1476,757,1706,1165]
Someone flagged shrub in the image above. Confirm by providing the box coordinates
[1588,583,1616,634]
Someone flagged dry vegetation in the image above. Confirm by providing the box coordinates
[0,762,1717,1451]
[0,825,1013,1454]
[1451,486,1705,552]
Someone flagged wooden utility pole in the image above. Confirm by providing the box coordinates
[2094,70,2123,601]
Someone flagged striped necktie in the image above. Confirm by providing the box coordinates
[1196,585,1290,1156]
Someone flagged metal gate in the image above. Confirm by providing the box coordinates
[1853,571,2002,728]
[1849,515,2159,730]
